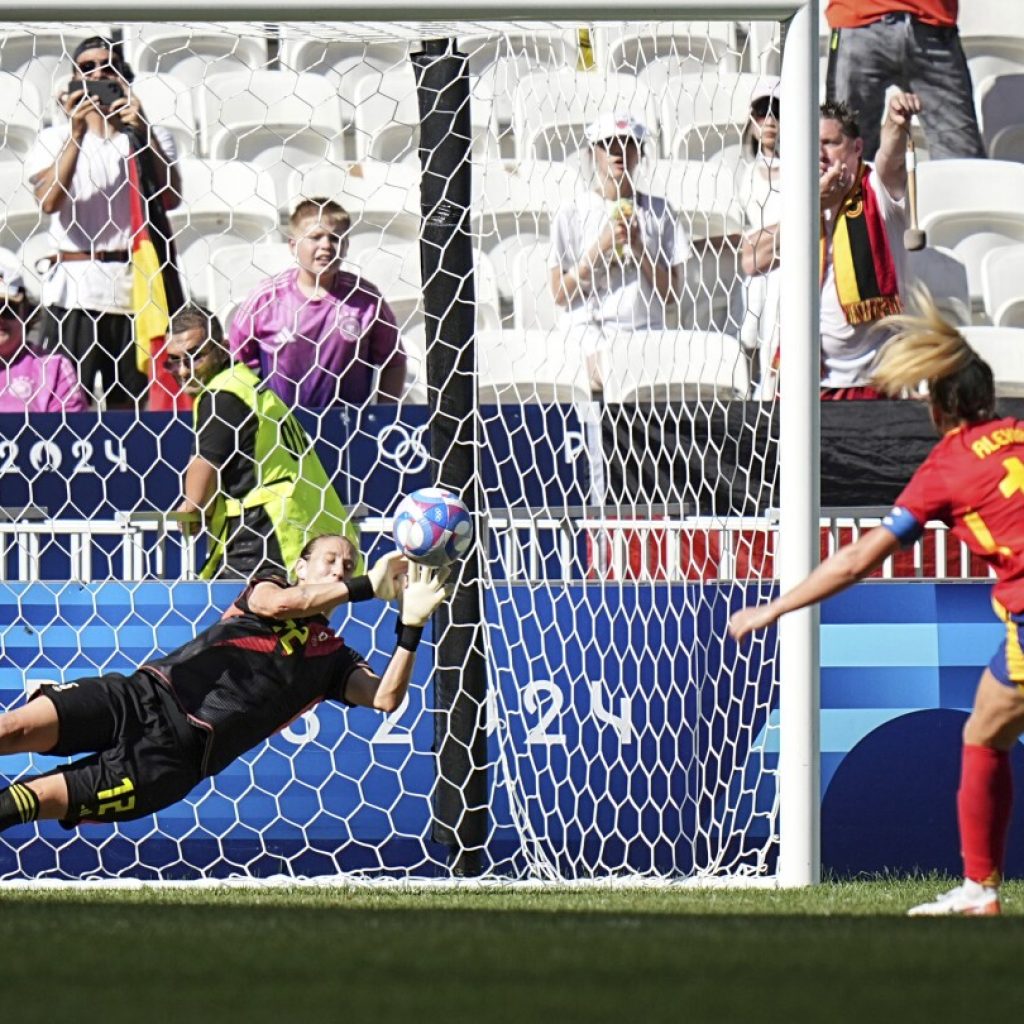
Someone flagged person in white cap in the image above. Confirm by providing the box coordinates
[0,254,88,414]
[548,111,688,393]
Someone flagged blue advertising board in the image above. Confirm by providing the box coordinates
[0,578,1014,878]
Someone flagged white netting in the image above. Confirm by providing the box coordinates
[0,16,794,881]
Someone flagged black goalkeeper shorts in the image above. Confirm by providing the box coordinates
[36,671,204,827]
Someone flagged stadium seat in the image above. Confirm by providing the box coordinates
[471,159,586,245]
[593,22,741,74]
[988,124,1024,163]
[206,241,292,322]
[288,160,420,240]
[198,70,345,209]
[599,329,749,402]
[960,326,1024,396]
[0,162,43,252]
[0,25,110,120]
[487,232,546,323]
[277,33,409,143]
[16,232,50,302]
[462,30,577,157]
[511,70,659,162]
[641,159,747,239]
[122,24,267,90]
[0,74,42,162]
[511,240,560,331]
[904,247,971,326]
[352,65,499,166]
[976,73,1024,157]
[476,328,591,404]
[745,20,782,75]
[129,72,197,157]
[167,159,281,304]
[980,245,1024,327]
[660,72,773,161]
[914,159,1024,303]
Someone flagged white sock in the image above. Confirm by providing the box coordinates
[962,877,998,897]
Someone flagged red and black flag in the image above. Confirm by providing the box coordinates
[126,127,189,412]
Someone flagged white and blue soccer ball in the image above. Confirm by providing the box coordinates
[392,487,473,567]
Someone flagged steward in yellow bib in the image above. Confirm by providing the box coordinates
[166,304,359,580]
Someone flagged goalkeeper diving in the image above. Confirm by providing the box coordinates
[0,536,447,832]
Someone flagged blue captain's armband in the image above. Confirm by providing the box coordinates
[882,506,924,547]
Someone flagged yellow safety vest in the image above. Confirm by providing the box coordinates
[194,363,360,578]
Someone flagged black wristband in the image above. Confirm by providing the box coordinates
[396,623,423,652]
[345,575,374,603]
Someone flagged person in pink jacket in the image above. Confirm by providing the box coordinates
[0,256,88,414]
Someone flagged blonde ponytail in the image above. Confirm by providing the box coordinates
[871,286,972,396]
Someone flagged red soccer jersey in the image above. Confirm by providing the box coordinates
[884,417,1024,612]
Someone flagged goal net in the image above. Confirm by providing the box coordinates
[0,8,813,882]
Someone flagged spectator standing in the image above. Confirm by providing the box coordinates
[737,79,782,396]
[229,199,406,409]
[818,94,916,398]
[825,0,985,161]
[548,112,688,394]
[25,37,183,409]
[168,304,360,580]
[0,255,88,413]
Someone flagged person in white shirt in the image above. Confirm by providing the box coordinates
[548,112,688,395]
[26,37,181,408]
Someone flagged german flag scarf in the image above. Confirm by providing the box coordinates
[821,163,902,325]
[126,126,189,412]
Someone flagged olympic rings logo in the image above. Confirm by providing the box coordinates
[377,423,430,474]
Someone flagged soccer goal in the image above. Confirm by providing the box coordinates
[0,1,820,885]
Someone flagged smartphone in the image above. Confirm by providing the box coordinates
[67,78,123,107]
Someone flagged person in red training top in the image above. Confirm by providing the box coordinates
[730,289,1024,916]
[0,255,88,413]
[825,0,984,161]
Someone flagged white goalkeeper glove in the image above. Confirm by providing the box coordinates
[400,561,450,627]
[367,550,408,601]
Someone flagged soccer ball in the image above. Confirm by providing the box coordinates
[392,488,473,567]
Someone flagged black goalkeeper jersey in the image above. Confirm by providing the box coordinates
[141,574,366,777]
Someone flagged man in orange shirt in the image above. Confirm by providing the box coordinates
[825,0,984,161]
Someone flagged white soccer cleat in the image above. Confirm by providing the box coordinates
[907,882,1001,917]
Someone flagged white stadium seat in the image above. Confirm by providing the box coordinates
[476,328,591,404]
[123,24,267,91]
[976,73,1024,158]
[0,74,42,162]
[167,158,281,303]
[660,72,773,161]
[512,70,658,162]
[129,72,197,157]
[904,247,971,326]
[599,329,749,402]
[914,159,1024,303]
[594,21,740,74]
[988,124,1024,163]
[352,65,499,166]
[511,239,560,331]
[206,241,292,322]
[198,70,345,210]
[980,245,1024,328]
[960,326,1024,397]
[0,162,43,251]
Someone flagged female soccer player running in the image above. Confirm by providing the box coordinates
[730,293,1024,916]
[0,535,447,834]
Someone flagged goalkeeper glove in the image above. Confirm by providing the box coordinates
[400,561,449,627]
[368,550,408,601]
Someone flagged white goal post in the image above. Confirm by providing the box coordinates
[0,0,820,885]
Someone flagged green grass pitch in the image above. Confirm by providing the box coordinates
[2,877,1021,1023]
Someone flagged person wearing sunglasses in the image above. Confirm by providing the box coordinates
[738,80,783,397]
[24,37,182,410]
[0,254,88,414]
[165,303,360,581]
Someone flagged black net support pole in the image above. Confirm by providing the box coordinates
[413,39,487,876]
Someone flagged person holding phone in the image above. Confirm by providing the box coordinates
[25,37,182,409]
